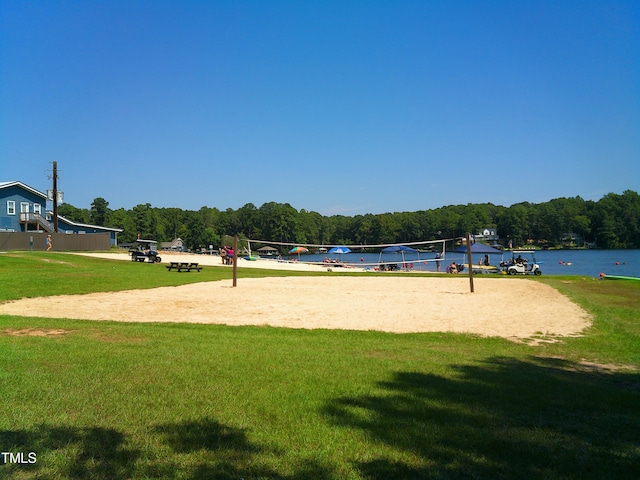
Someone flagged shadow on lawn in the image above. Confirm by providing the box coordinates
[0,425,138,479]
[1,418,333,479]
[323,356,640,480]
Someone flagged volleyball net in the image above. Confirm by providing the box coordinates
[245,237,465,271]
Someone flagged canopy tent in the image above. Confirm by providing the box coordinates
[378,245,420,271]
[381,245,418,253]
[454,242,503,268]
[453,243,503,255]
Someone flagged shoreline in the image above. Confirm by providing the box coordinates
[67,251,388,273]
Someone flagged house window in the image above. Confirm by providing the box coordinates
[34,203,42,215]
[20,202,30,214]
[7,201,15,215]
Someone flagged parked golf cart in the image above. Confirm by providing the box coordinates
[501,250,542,276]
[129,240,162,263]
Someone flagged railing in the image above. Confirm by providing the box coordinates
[19,212,55,233]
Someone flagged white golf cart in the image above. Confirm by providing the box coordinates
[501,250,542,276]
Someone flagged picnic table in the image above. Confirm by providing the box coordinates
[166,262,202,272]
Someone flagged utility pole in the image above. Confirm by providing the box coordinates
[52,161,59,232]
[466,231,474,293]
[232,235,238,287]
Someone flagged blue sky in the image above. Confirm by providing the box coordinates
[1,0,638,216]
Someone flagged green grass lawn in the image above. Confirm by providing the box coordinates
[1,252,638,479]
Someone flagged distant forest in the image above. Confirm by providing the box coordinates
[58,190,640,251]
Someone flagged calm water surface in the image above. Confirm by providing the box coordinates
[276,249,640,278]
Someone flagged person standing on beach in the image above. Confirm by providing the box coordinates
[46,235,52,251]
[435,252,442,272]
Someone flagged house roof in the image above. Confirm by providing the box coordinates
[57,214,123,233]
[0,181,48,199]
[2,179,123,233]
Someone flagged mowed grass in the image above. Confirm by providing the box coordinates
[1,252,638,479]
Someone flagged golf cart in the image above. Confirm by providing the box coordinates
[501,250,541,276]
[130,240,162,263]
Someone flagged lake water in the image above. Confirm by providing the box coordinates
[273,249,640,278]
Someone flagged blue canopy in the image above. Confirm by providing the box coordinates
[453,243,502,255]
[381,245,418,253]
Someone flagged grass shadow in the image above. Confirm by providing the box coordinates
[0,425,138,479]
[1,418,335,479]
[323,356,640,479]
[154,417,261,454]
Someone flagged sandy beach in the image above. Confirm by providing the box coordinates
[0,252,591,342]
[71,251,363,272]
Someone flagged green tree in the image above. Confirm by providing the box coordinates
[89,197,110,226]
[109,208,136,243]
[182,211,209,250]
[131,203,157,240]
[378,213,401,244]
[54,189,640,251]
[57,204,89,224]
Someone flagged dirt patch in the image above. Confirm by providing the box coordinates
[574,360,637,373]
[3,328,71,337]
[40,258,76,266]
[537,355,637,373]
[88,330,147,343]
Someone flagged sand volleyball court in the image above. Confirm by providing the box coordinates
[0,273,591,341]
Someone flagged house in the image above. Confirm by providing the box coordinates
[257,245,278,255]
[1,180,122,247]
[0,181,48,232]
[160,238,185,251]
[56,215,123,244]
[476,228,499,242]
[475,227,502,249]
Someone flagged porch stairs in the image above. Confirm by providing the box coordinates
[20,213,55,233]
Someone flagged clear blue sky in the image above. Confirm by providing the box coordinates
[1,0,638,216]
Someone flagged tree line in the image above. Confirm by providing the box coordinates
[58,190,640,251]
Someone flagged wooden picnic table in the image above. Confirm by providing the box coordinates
[166,262,202,272]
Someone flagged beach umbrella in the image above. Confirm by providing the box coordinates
[328,246,351,255]
[289,246,308,260]
[328,246,351,263]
